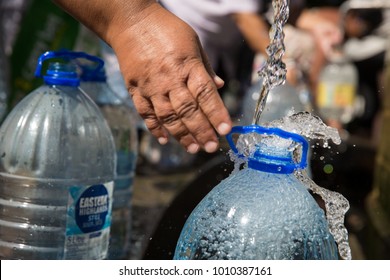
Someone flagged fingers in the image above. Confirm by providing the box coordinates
[187,64,232,137]
[111,5,232,153]
[168,87,218,153]
[132,72,231,154]
[131,93,169,145]
[199,44,225,89]
[150,93,201,154]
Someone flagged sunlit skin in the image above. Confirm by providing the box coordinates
[52,0,232,154]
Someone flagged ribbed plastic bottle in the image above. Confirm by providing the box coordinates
[174,125,339,260]
[316,51,358,124]
[0,51,116,259]
[78,56,138,260]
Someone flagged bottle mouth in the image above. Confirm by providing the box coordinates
[248,147,299,174]
[43,62,80,87]
[226,125,308,174]
[35,50,106,87]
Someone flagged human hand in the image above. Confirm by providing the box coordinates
[297,9,343,57]
[109,3,232,154]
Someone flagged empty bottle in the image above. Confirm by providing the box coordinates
[78,56,138,260]
[316,50,358,124]
[174,125,338,260]
[0,51,116,259]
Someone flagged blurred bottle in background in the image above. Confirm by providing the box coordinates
[315,49,361,127]
[78,55,138,260]
[0,51,116,259]
[241,78,307,125]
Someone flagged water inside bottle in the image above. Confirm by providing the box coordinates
[233,114,351,260]
[242,0,351,259]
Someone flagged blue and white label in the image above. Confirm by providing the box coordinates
[64,182,113,259]
[76,184,109,233]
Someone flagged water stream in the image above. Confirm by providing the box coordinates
[241,0,352,259]
[252,0,288,125]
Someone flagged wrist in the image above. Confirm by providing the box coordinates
[52,0,158,44]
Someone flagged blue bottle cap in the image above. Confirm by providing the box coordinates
[35,50,105,86]
[43,62,80,87]
[226,125,308,174]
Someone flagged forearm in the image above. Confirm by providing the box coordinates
[51,0,156,44]
[232,13,270,56]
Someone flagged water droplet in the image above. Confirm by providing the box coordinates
[323,164,334,174]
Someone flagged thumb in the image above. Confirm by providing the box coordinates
[198,40,225,89]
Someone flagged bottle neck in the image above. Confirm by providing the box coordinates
[248,146,299,174]
[43,62,80,87]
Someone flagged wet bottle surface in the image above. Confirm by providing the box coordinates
[174,125,339,260]
[79,59,138,260]
[0,51,116,259]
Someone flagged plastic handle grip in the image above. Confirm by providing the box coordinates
[226,125,308,170]
[34,50,105,78]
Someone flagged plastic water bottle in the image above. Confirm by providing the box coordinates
[78,56,138,260]
[0,51,116,259]
[174,125,338,260]
[241,79,306,125]
[316,51,358,124]
[138,126,196,173]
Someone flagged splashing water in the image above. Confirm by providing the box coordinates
[252,0,289,125]
[240,0,352,259]
[230,112,352,260]
[268,112,351,260]
[295,170,351,260]
[267,111,341,146]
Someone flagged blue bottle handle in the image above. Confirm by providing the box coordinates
[226,125,308,173]
[34,50,105,78]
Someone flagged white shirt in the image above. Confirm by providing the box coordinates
[160,0,263,72]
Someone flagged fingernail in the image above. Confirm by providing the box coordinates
[158,137,168,145]
[217,122,231,135]
[187,143,200,154]
[214,75,224,84]
[204,141,218,153]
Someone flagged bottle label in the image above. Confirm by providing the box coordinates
[317,83,356,108]
[64,182,113,259]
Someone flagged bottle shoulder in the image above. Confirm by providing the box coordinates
[0,84,116,179]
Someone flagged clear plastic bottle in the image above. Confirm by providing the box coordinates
[316,52,358,124]
[79,58,138,260]
[0,51,116,259]
[241,79,306,125]
[174,125,338,260]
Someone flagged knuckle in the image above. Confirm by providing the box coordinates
[195,80,215,104]
[174,128,190,141]
[159,112,180,125]
[143,116,160,131]
[176,101,199,119]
